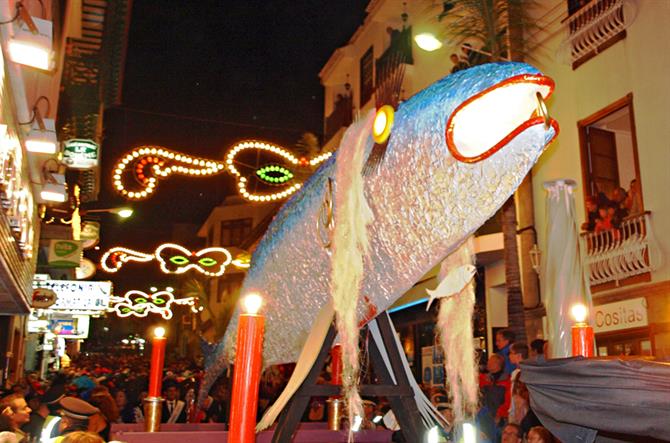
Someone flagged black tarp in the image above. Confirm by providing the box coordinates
[520,357,670,442]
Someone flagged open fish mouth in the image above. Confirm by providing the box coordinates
[446,73,558,163]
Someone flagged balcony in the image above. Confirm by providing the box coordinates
[581,212,662,289]
[562,0,636,69]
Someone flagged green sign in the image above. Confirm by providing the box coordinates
[48,239,83,268]
[63,139,99,169]
[80,221,100,249]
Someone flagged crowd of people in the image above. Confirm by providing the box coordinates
[1,331,560,443]
[582,179,643,233]
[475,330,557,443]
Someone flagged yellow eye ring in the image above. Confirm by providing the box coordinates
[372,105,395,144]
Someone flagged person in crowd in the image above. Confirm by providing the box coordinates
[478,354,511,441]
[113,390,134,423]
[624,178,642,214]
[450,53,469,74]
[161,382,186,423]
[361,399,378,430]
[0,413,19,443]
[501,423,523,443]
[0,393,32,442]
[205,382,227,423]
[507,343,529,423]
[594,204,616,233]
[57,397,100,438]
[527,425,556,443]
[60,431,105,443]
[88,387,118,441]
[21,393,49,441]
[582,196,599,231]
[132,391,147,424]
[529,339,546,361]
[495,329,516,374]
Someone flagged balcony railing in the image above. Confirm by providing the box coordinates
[561,0,636,68]
[581,211,662,287]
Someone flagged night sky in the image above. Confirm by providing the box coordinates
[89,1,368,301]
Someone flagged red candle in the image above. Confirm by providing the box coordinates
[229,294,265,443]
[330,344,342,386]
[148,326,167,398]
[572,323,594,357]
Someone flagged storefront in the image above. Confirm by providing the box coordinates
[593,281,670,360]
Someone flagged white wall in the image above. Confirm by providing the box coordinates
[529,1,670,287]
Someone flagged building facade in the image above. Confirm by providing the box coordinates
[0,0,131,385]
[318,0,670,366]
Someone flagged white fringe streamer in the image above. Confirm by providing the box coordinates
[331,110,375,439]
[436,237,479,423]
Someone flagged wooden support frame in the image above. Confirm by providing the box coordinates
[271,312,428,442]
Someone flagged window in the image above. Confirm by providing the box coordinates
[220,218,252,247]
[578,95,643,216]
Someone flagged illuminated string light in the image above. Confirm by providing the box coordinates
[100,244,234,277]
[111,146,226,201]
[109,289,197,320]
[112,141,332,203]
[100,247,154,273]
[155,243,232,277]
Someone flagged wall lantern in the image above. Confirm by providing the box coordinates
[8,11,53,70]
[26,116,57,154]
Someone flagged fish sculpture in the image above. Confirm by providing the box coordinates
[202,62,559,398]
[426,264,477,311]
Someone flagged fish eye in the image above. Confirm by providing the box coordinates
[198,257,218,267]
[134,297,147,304]
[153,297,165,305]
[169,255,189,265]
[372,105,395,144]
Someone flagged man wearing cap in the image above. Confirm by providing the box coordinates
[41,397,99,443]
[38,384,66,442]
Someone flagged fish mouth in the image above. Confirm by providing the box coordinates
[445,74,558,163]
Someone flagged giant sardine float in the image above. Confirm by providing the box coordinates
[203,62,559,410]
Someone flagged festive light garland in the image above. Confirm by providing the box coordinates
[109,289,200,320]
[111,141,333,202]
[101,244,233,276]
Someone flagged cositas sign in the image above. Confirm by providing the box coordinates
[32,288,57,309]
[594,297,648,334]
[48,240,83,268]
[62,139,99,169]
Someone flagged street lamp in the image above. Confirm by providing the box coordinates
[83,207,133,219]
[414,32,511,61]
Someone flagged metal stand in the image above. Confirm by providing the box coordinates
[143,396,163,432]
[271,312,426,442]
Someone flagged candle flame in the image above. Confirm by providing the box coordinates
[243,293,263,315]
[154,326,166,338]
[571,303,588,323]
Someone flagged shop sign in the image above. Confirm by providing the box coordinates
[75,258,96,280]
[48,240,83,268]
[594,297,648,334]
[32,279,112,313]
[80,222,100,249]
[50,316,90,339]
[62,139,99,169]
[32,288,57,309]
